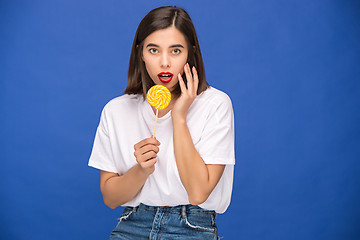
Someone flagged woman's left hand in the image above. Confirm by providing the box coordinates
[171,63,199,121]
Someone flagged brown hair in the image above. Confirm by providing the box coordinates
[123,6,209,99]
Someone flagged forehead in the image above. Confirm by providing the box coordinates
[144,26,187,47]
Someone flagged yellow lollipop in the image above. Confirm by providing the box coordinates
[147,85,171,109]
[146,85,171,137]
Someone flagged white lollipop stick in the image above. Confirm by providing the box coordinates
[152,109,159,138]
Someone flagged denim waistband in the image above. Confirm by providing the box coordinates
[126,203,216,215]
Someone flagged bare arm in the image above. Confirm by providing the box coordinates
[100,137,160,209]
[172,64,225,205]
[172,118,225,205]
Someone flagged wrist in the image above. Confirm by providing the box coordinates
[135,163,152,178]
[172,115,187,124]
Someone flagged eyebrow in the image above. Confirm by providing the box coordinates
[145,43,185,48]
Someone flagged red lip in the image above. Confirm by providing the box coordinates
[157,72,173,83]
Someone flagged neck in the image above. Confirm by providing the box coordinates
[151,96,177,118]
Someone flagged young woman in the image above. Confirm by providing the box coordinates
[89,6,235,240]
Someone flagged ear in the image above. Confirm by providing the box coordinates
[193,45,196,52]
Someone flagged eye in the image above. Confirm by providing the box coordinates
[149,48,158,54]
[172,49,181,55]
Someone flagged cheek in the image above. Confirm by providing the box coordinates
[142,54,154,72]
[144,60,155,75]
[180,54,188,69]
[177,57,188,72]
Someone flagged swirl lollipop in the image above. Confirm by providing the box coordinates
[147,85,171,137]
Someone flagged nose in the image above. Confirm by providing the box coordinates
[160,53,170,68]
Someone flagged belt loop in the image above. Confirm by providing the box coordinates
[181,205,186,219]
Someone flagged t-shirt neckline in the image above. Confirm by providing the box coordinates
[142,98,172,122]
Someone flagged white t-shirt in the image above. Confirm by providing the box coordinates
[88,86,235,213]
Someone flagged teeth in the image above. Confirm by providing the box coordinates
[160,74,172,77]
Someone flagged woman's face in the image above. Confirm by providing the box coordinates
[142,26,188,92]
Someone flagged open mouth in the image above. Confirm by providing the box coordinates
[158,72,173,83]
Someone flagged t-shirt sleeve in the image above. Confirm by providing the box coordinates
[88,105,118,173]
[195,94,235,165]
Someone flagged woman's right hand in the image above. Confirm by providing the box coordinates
[133,137,160,175]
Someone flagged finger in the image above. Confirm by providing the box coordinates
[137,144,159,156]
[192,66,199,95]
[140,158,157,169]
[134,137,160,150]
[178,73,187,93]
[136,150,157,164]
[134,141,159,159]
[142,151,157,162]
[184,63,193,93]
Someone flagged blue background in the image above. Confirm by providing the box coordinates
[1,0,359,239]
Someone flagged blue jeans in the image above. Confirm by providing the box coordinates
[109,203,219,240]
